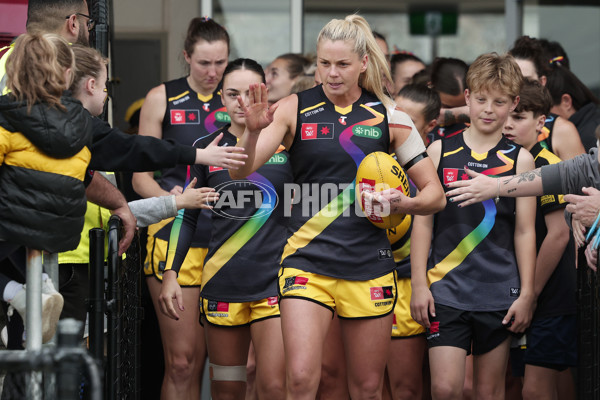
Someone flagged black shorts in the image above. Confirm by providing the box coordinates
[426,303,510,355]
[524,314,577,371]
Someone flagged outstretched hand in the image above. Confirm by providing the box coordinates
[445,168,496,207]
[176,177,219,210]
[197,132,247,169]
[239,83,279,134]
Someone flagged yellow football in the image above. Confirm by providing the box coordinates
[356,151,410,229]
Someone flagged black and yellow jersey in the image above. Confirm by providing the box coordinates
[153,77,229,247]
[166,126,293,302]
[428,132,521,311]
[529,142,576,319]
[281,85,396,280]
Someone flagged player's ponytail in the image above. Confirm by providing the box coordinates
[318,14,393,109]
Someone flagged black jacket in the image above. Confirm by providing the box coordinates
[87,115,196,172]
[0,95,93,252]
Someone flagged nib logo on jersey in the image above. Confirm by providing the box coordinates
[207,300,229,317]
[370,286,394,307]
[301,123,334,140]
[170,109,201,125]
[282,276,309,294]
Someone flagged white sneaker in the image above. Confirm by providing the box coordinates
[42,278,64,310]
[8,284,64,343]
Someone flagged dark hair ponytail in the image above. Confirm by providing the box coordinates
[184,17,230,56]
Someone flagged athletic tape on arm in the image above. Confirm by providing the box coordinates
[387,106,426,167]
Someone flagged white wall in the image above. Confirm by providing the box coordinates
[112,1,600,92]
[113,0,200,80]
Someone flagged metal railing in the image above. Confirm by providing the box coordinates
[88,216,142,400]
[578,248,600,400]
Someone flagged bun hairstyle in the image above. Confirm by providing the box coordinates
[509,36,550,79]
[318,14,394,109]
[184,16,230,56]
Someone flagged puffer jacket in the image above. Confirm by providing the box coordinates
[0,94,93,253]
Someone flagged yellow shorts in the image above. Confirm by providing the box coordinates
[200,296,280,327]
[144,219,207,287]
[278,267,397,319]
[392,277,425,338]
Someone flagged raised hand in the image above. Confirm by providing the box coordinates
[238,83,279,134]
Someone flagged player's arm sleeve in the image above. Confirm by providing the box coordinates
[164,162,208,275]
[388,107,427,168]
[128,196,178,228]
[88,117,196,172]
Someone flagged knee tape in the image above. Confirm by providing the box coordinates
[208,363,247,382]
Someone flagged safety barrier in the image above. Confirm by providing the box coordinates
[88,216,142,400]
[578,248,600,400]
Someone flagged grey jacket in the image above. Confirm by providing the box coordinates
[541,147,600,229]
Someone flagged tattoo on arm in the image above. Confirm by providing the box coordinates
[391,196,401,213]
[444,110,456,125]
[457,113,470,123]
[501,169,542,194]
[516,169,542,183]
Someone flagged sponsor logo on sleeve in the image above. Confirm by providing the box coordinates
[170,109,200,125]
